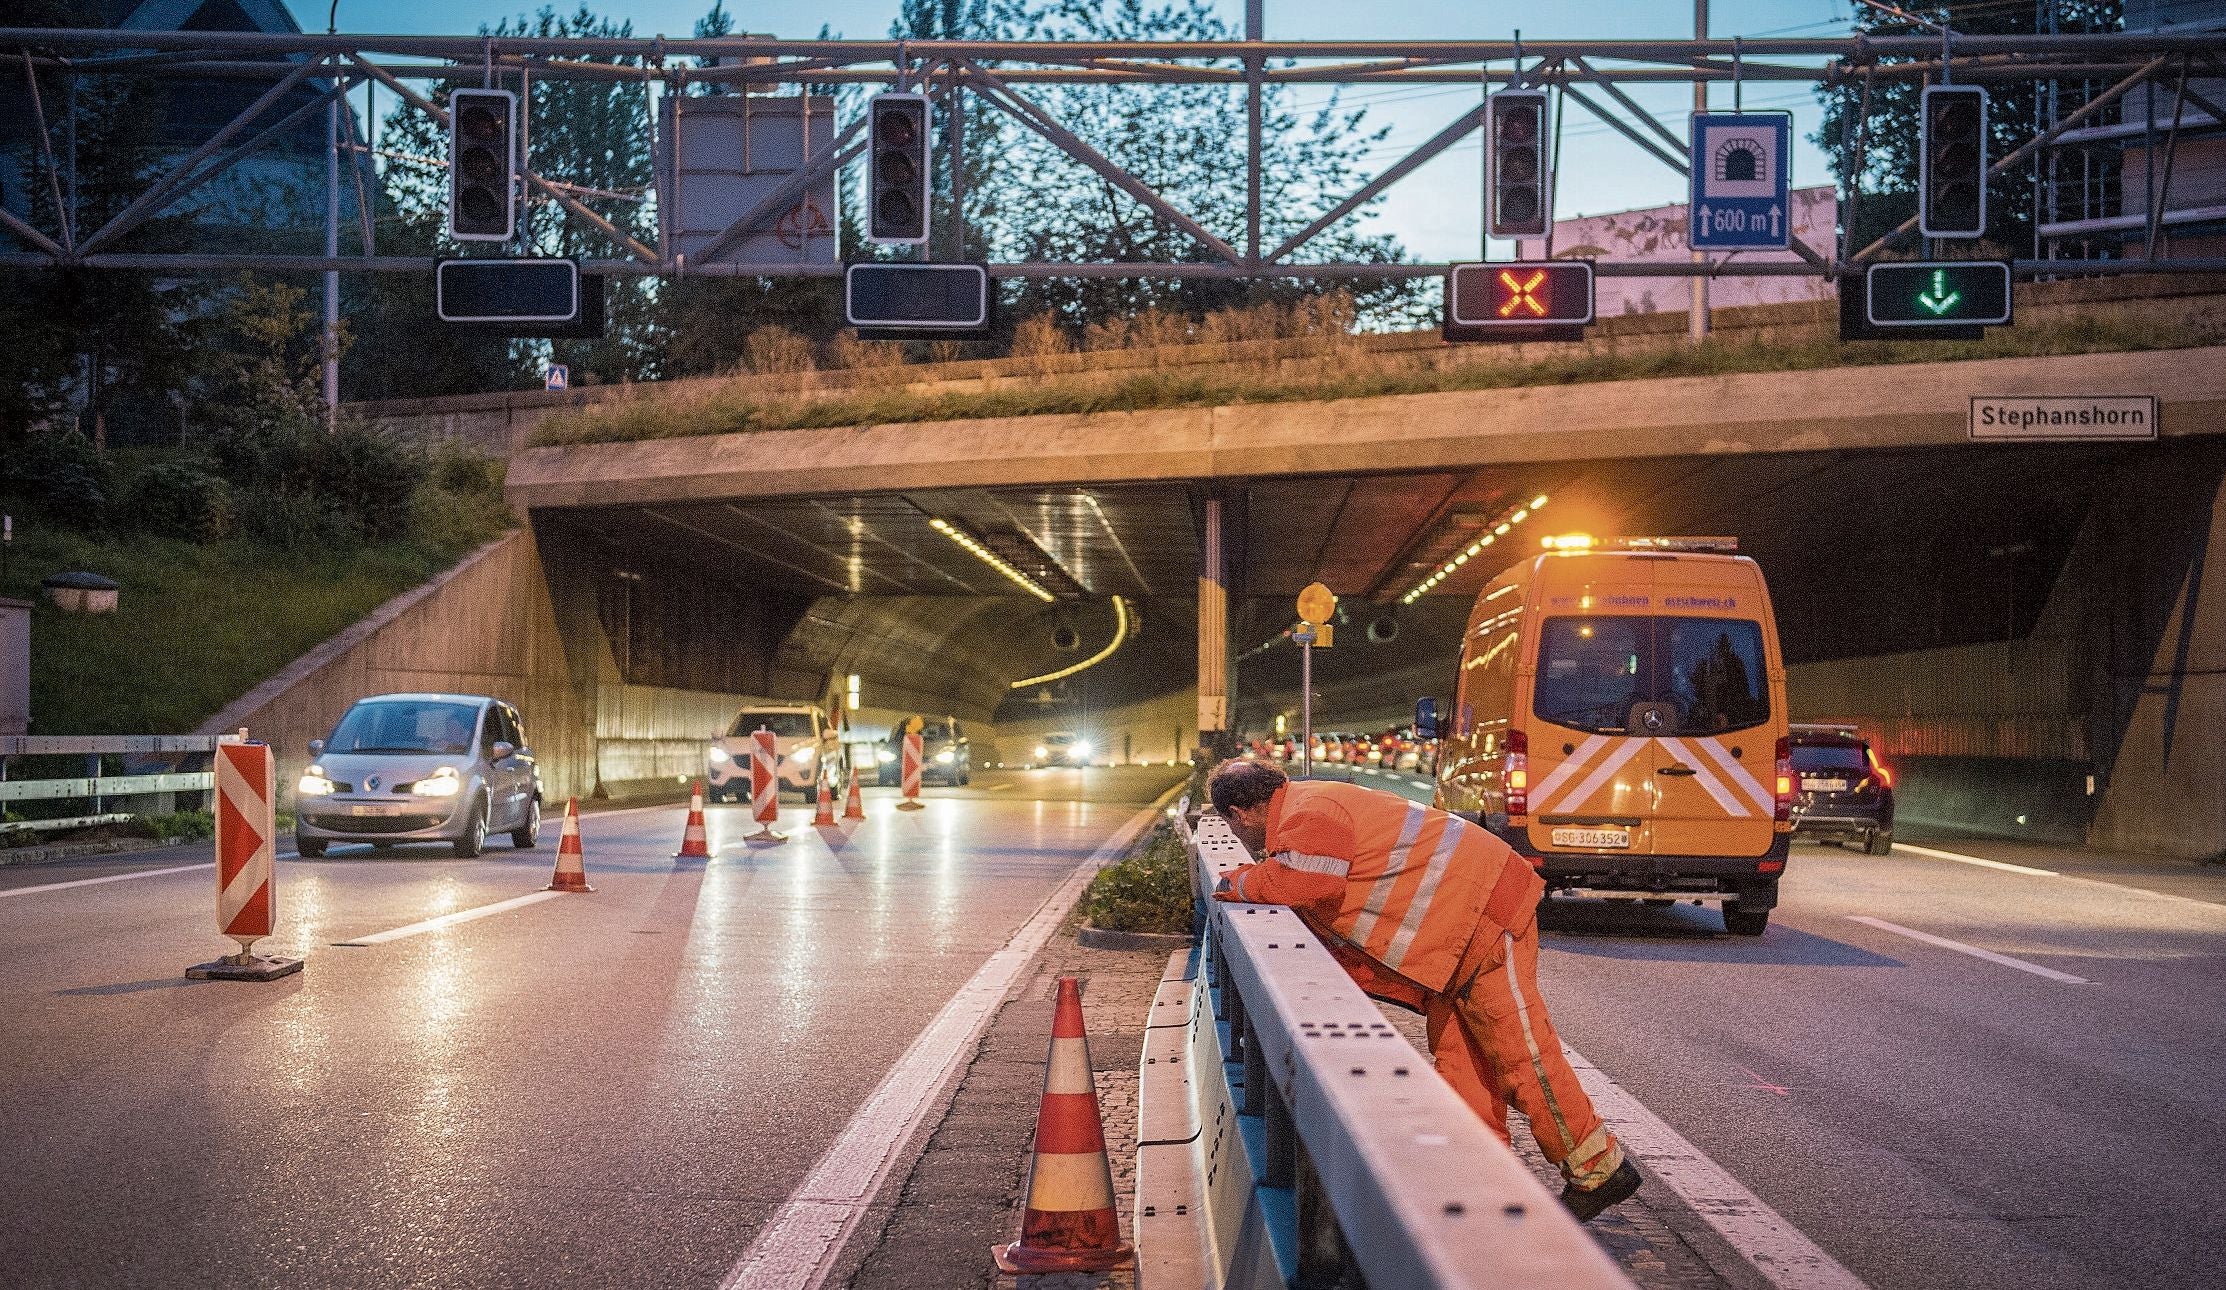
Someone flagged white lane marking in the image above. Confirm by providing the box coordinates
[718,794,1170,1290]
[0,862,213,900]
[1566,1045,1872,1290]
[1889,842,2057,877]
[1847,915,2091,985]
[333,890,564,946]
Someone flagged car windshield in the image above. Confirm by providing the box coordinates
[1793,744,1869,773]
[1044,734,1077,746]
[1535,616,1770,735]
[730,712,815,738]
[327,700,480,755]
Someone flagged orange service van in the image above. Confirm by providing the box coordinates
[1433,535,1792,935]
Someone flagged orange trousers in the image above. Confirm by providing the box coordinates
[1316,894,1622,1189]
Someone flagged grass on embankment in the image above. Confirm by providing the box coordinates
[2,488,510,736]
[530,312,2221,448]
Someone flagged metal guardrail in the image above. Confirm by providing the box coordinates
[0,735,221,833]
[1172,803,1634,1290]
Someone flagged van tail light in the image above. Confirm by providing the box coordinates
[1773,736,1795,827]
[1505,730,1530,821]
[1866,746,1894,789]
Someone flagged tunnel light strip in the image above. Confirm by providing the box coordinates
[930,518,1058,602]
[1010,595,1130,689]
[1399,493,1550,606]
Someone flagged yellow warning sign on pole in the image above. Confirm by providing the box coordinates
[1297,582,1337,626]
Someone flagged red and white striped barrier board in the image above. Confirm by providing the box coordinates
[897,730,925,811]
[186,735,302,980]
[752,729,779,824]
[216,738,275,948]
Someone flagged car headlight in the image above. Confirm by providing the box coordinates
[708,746,730,764]
[1034,745,1048,759]
[792,745,814,763]
[411,767,463,797]
[297,769,335,796]
[875,749,895,764]
[935,748,956,764]
[1070,741,1092,759]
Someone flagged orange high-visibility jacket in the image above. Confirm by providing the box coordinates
[1220,781,1535,993]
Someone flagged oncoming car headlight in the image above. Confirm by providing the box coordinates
[935,748,956,765]
[1034,745,1049,759]
[708,746,731,764]
[411,767,463,797]
[875,749,896,764]
[298,768,335,796]
[792,744,815,764]
[1070,741,1093,759]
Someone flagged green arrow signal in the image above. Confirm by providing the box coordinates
[1917,269,1961,316]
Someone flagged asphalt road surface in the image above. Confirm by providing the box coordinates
[0,769,1178,1288]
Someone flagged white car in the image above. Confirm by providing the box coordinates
[708,705,835,801]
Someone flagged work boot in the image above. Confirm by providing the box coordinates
[1560,1159,1642,1223]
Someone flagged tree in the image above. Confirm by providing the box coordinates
[1813,2,2122,258]
[967,0,1414,330]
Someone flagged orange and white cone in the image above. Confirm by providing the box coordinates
[546,798,594,893]
[843,770,865,821]
[675,781,711,859]
[993,976,1132,1274]
[813,769,837,825]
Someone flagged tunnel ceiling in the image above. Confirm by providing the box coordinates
[533,438,2167,712]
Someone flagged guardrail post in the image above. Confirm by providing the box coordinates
[87,753,102,815]
[1261,1052,1297,1190]
[1241,1014,1268,1117]
[1295,1140,1365,1290]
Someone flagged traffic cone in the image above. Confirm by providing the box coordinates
[675,781,711,859]
[993,977,1132,1274]
[813,770,837,826]
[546,798,594,893]
[842,770,865,822]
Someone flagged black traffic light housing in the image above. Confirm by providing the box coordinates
[868,92,931,246]
[1487,89,1551,240]
[1920,84,1988,239]
[448,89,518,242]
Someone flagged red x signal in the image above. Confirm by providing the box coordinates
[1497,269,1549,318]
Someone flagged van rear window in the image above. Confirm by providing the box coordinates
[1535,616,1770,735]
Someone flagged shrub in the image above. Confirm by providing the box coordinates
[742,326,818,375]
[828,329,905,370]
[1083,820,1197,935]
[124,460,236,542]
[131,809,214,841]
[1,429,111,519]
[313,423,424,542]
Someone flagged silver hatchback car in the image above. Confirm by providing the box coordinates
[294,693,543,858]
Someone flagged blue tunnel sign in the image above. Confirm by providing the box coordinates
[1689,112,1792,251]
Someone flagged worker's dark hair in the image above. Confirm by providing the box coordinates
[1209,759,1288,815]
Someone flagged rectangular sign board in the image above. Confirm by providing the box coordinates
[845,263,989,336]
[1690,112,1792,250]
[1444,261,1593,342]
[658,94,839,266]
[1865,261,2013,328]
[436,258,579,323]
[1970,396,2158,442]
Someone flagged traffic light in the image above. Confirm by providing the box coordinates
[1487,89,1551,239]
[1920,85,1988,239]
[1864,261,2012,328]
[868,92,931,246]
[1444,261,1593,342]
[447,89,517,242]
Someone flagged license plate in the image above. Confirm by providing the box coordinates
[1551,827,1630,849]
[1801,778,1849,793]
[347,803,396,817]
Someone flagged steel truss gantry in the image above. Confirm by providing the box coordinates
[5,25,2226,282]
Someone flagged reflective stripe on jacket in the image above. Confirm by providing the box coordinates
[1223,781,1527,993]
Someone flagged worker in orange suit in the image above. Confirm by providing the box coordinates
[1208,760,1642,1221]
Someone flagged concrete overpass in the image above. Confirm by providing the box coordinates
[293,337,2226,859]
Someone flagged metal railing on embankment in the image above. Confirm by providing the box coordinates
[1131,803,1633,1289]
[0,735,220,836]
